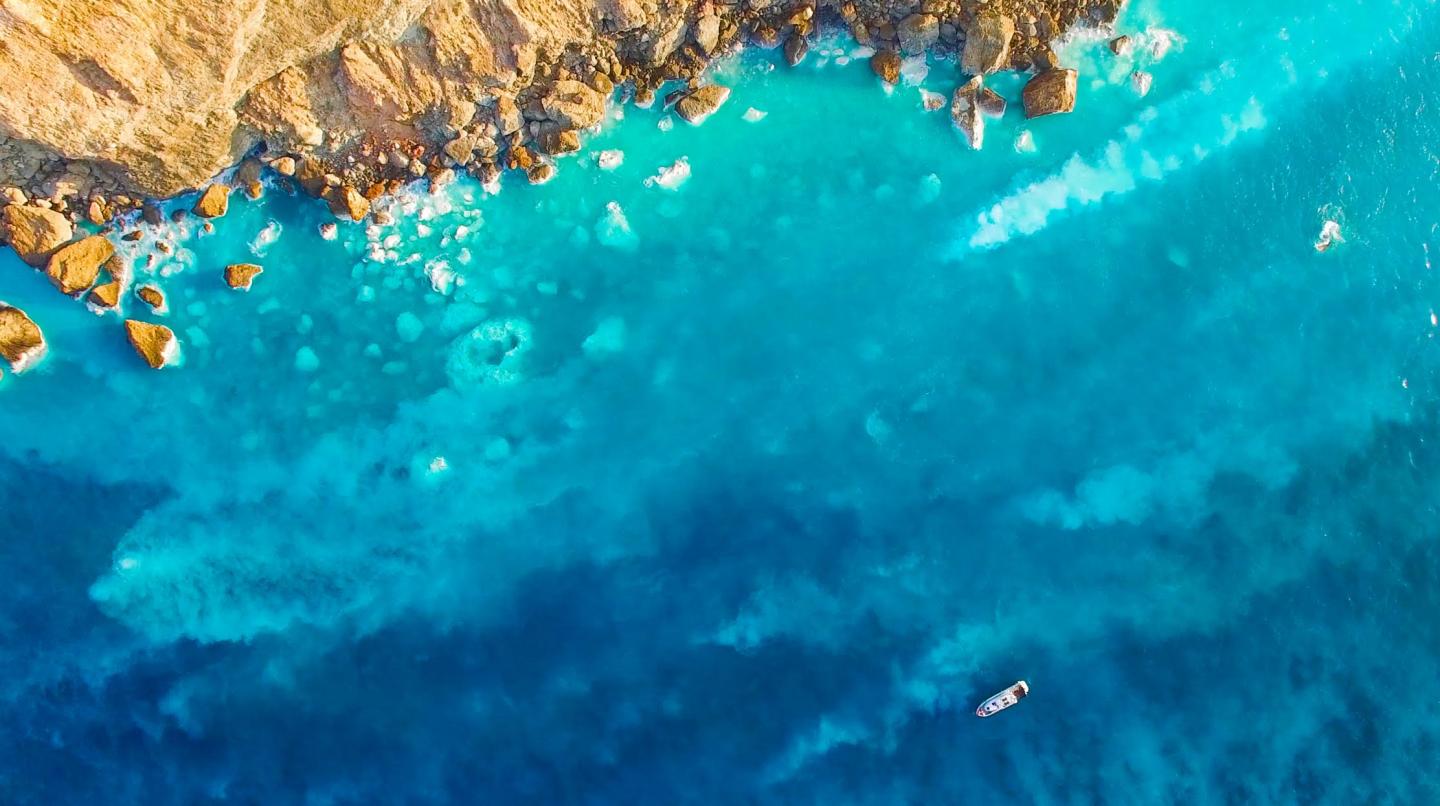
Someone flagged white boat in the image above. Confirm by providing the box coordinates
[975,680,1029,718]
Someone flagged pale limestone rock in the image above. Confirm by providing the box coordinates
[694,15,722,55]
[1,204,73,266]
[962,13,1015,75]
[327,185,370,221]
[46,235,114,295]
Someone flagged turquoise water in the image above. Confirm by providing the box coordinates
[6,0,1440,800]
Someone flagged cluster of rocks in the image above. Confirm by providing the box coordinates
[0,0,1133,375]
[1,0,1126,235]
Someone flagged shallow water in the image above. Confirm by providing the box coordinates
[5,0,1440,801]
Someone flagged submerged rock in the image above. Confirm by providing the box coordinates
[45,235,114,295]
[124,319,178,369]
[224,263,264,290]
[871,50,902,85]
[675,85,731,125]
[1,204,73,266]
[951,77,984,150]
[0,304,45,373]
[192,183,231,218]
[1023,68,1078,117]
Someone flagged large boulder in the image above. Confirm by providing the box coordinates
[962,13,1016,75]
[326,185,370,221]
[1023,68,1078,117]
[46,235,114,295]
[124,320,178,369]
[0,304,45,373]
[1,204,73,266]
[636,16,687,66]
[951,77,984,150]
[870,50,902,85]
[540,80,606,129]
[192,183,231,218]
[675,85,731,125]
[693,15,722,55]
[897,14,939,56]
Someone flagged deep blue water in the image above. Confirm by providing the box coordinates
[5,0,1440,801]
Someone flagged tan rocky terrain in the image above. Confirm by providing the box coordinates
[0,0,1124,366]
[0,0,1121,206]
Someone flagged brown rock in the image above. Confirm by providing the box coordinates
[951,76,984,150]
[124,320,177,369]
[88,281,122,308]
[236,158,264,188]
[526,163,556,184]
[783,34,809,67]
[1109,35,1132,56]
[45,235,115,295]
[962,13,1016,75]
[979,87,1007,118]
[142,202,165,226]
[871,50,902,85]
[537,130,581,155]
[675,85,731,125]
[326,185,370,221]
[0,304,46,373]
[272,156,297,176]
[136,284,166,311]
[1023,68,1078,118]
[694,15,722,55]
[897,14,939,56]
[0,204,74,266]
[193,183,231,218]
[540,80,606,129]
[224,263,264,290]
[104,253,130,284]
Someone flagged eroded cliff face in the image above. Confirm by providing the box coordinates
[0,0,1120,205]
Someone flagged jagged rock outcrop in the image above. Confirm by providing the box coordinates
[124,319,178,369]
[0,0,1125,211]
[951,76,984,150]
[0,304,46,373]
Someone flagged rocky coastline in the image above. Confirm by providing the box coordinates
[0,0,1128,370]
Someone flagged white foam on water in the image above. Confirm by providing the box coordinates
[1014,130,1037,153]
[319,223,338,241]
[658,117,674,132]
[596,201,638,251]
[596,150,625,170]
[743,107,767,122]
[899,56,929,86]
[645,157,691,190]
[249,221,282,257]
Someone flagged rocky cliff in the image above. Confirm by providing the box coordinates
[0,0,1122,210]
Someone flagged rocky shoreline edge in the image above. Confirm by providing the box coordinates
[1,0,1134,374]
